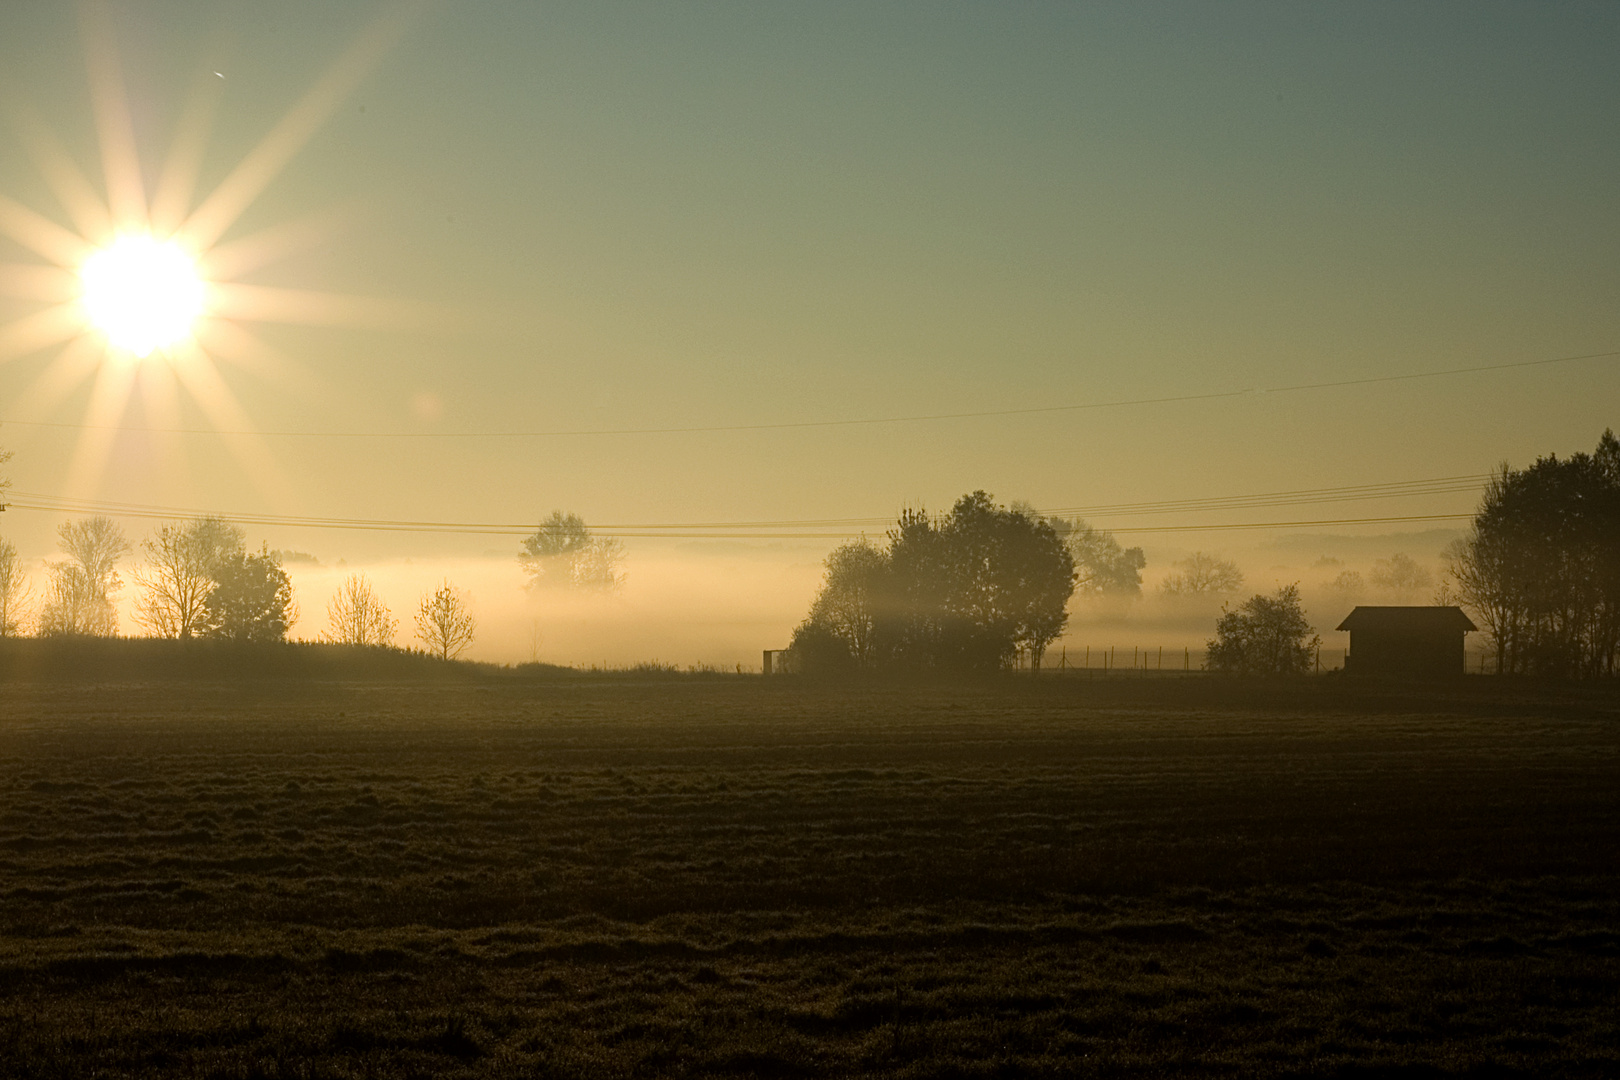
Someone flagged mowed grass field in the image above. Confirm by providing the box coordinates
[1,672,1617,1078]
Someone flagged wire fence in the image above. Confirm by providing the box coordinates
[1023,645,1347,675]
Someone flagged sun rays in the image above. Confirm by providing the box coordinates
[0,2,421,503]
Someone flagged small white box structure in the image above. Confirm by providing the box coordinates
[761,649,797,675]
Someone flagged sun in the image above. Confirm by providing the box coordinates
[79,234,206,357]
[0,4,421,501]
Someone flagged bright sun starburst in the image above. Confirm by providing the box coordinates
[0,4,421,501]
[79,234,206,357]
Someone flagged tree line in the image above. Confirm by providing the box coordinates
[0,514,478,660]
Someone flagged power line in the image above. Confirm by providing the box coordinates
[1,495,1475,538]
[0,349,1614,440]
[3,471,1485,538]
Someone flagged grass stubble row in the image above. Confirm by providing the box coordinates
[0,678,1616,1077]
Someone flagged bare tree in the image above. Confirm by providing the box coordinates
[1160,552,1244,596]
[133,517,245,639]
[324,573,396,646]
[40,517,128,635]
[39,564,110,636]
[0,538,34,637]
[415,580,476,660]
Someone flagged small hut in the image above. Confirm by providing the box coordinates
[1336,606,1477,678]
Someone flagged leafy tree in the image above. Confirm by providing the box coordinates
[1160,552,1244,596]
[39,516,128,636]
[206,547,295,643]
[133,517,245,639]
[324,573,397,647]
[519,511,625,591]
[1206,585,1320,676]
[415,581,476,660]
[797,539,890,670]
[0,538,34,637]
[794,493,1075,674]
[1446,431,1620,676]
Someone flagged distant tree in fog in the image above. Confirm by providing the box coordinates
[207,547,296,643]
[1159,552,1244,596]
[519,511,625,592]
[1206,585,1319,676]
[133,517,245,639]
[416,581,476,660]
[1369,553,1434,597]
[39,516,128,636]
[0,538,34,637]
[1326,569,1365,600]
[1053,518,1146,596]
[324,573,396,647]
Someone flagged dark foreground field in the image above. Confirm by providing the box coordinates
[1,674,1617,1078]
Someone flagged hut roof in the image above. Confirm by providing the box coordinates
[1335,606,1477,633]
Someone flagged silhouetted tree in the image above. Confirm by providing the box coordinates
[39,516,128,636]
[1207,585,1319,676]
[1160,552,1244,596]
[1446,431,1620,676]
[0,538,33,637]
[416,581,476,660]
[519,511,625,592]
[324,573,396,647]
[206,547,295,643]
[796,539,891,670]
[133,517,245,639]
[794,493,1075,674]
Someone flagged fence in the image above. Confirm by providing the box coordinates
[1019,644,1351,675]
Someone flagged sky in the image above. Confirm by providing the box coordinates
[0,2,1617,662]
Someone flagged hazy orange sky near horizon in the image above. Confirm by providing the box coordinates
[1,0,1618,581]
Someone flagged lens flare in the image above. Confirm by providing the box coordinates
[79,234,205,357]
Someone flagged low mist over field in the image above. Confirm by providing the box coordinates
[0,525,1460,667]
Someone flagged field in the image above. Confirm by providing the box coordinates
[1,665,1618,1078]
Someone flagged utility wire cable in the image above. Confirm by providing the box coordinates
[4,471,1487,538]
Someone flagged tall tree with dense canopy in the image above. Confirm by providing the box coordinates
[793,492,1075,674]
[206,547,296,643]
[1446,430,1620,676]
